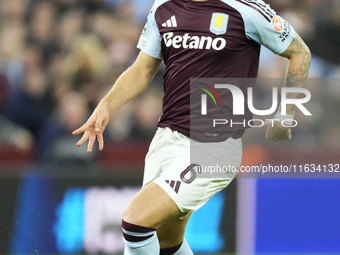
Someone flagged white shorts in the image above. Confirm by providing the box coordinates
[143,127,243,213]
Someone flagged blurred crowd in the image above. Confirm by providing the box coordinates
[0,0,339,163]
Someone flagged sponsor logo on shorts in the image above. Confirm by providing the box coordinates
[165,180,181,194]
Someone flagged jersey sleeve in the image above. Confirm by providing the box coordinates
[240,2,296,54]
[137,8,163,60]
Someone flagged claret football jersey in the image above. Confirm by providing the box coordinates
[137,0,296,142]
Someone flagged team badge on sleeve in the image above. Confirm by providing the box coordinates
[272,16,283,32]
[210,13,229,35]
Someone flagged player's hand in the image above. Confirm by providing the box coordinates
[264,120,292,142]
[72,108,110,153]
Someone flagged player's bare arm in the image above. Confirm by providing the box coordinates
[265,32,311,142]
[72,51,162,152]
[280,32,311,111]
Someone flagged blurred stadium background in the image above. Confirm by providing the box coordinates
[0,0,340,254]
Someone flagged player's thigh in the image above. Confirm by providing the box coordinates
[157,213,192,248]
[123,182,186,228]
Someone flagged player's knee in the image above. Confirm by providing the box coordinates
[122,208,140,226]
[122,206,149,228]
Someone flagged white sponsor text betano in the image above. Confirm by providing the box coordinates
[163,32,226,51]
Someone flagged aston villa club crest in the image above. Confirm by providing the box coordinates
[210,13,229,35]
